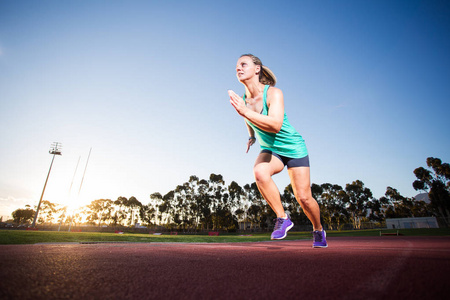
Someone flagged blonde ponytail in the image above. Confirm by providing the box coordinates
[261,65,277,86]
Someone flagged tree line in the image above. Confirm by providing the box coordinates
[10,157,450,230]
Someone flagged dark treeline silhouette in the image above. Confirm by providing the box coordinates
[9,157,450,230]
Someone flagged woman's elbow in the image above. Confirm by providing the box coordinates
[270,122,283,133]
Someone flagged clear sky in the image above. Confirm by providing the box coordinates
[1,0,449,219]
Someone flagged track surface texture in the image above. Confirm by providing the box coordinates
[1,236,449,299]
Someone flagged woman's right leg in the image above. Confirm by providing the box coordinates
[253,152,286,218]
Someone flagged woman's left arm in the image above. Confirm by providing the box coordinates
[229,88,284,133]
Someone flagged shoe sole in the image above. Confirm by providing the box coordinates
[271,223,294,240]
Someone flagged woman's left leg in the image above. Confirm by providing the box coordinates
[287,166,323,231]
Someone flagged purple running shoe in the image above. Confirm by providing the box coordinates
[312,229,328,248]
[271,217,294,240]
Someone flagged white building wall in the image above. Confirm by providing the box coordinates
[386,217,439,229]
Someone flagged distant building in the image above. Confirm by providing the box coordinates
[386,217,438,229]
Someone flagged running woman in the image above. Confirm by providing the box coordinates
[228,54,327,248]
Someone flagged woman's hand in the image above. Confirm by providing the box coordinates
[246,137,256,153]
[228,90,248,117]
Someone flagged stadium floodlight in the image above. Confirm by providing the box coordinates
[31,142,62,228]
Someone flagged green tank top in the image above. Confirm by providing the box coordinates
[244,85,308,158]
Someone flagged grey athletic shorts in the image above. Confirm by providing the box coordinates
[261,150,310,168]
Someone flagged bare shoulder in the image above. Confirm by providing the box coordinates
[267,87,284,104]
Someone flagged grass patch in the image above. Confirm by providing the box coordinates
[0,228,449,245]
[0,230,276,245]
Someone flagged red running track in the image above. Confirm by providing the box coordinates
[0,236,449,299]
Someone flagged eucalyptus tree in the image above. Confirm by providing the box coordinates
[382,187,431,219]
[229,181,245,223]
[127,196,143,226]
[344,180,373,229]
[237,183,255,229]
[365,197,385,224]
[246,182,270,229]
[139,204,156,227]
[56,205,70,226]
[197,178,212,230]
[161,191,175,227]
[335,189,350,229]
[247,203,262,229]
[37,200,59,224]
[183,175,212,230]
[209,173,226,230]
[215,204,239,231]
[149,192,163,225]
[380,187,406,218]
[173,183,194,230]
[175,176,204,230]
[413,157,450,225]
[412,200,434,217]
[70,209,83,227]
[86,199,113,226]
[12,207,35,224]
[172,185,183,228]
[85,201,100,225]
[113,196,129,226]
[214,192,239,230]
[311,183,323,202]
[318,183,346,230]
[185,176,202,230]
[228,181,243,216]
[243,183,257,228]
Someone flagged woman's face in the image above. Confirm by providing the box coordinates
[236,56,260,83]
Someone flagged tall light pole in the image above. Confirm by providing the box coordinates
[31,142,62,228]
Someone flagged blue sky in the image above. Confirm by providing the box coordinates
[1,0,449,218]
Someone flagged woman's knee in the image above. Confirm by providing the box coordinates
[296,191,315,207]
[253,165,271,184]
